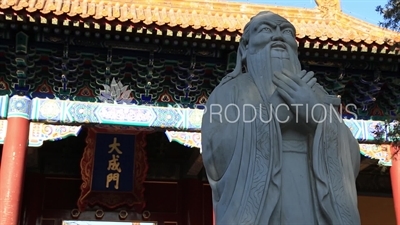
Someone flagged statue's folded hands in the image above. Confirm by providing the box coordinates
[273,68,322,131]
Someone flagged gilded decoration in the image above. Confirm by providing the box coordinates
[0,119,81,147]
[77,127,148,212]
[0,0,399,44]
[165,130,201,149]
[28,122,81,147]
[359,144,392,166]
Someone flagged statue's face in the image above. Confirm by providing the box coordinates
[244,13,300,98]
[246,13,297,55]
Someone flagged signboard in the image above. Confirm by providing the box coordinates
[91,133,135,192]
[78,128,148,211]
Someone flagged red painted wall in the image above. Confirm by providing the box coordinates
[20,173,213,225]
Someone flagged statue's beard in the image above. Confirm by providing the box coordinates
[246,43,301,101]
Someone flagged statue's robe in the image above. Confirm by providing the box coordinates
[201,73,361,225]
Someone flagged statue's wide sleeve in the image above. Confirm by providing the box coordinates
[201,83,241,181]
[343,123,360,178]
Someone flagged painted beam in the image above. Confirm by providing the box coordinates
[30,98,384,141]
[1,95,391,164]
[30,98,203,130]
[343,119,382,141]
[0,120,81,147]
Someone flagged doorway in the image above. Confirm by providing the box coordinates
[63,221,156,225]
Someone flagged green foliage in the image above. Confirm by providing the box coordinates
[376,0,400,31]
[372,119,400,158]
[373,121,400,143]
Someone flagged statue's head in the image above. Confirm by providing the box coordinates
[240,11,298,58]
[221,11,301,90]
[219,11,333,104]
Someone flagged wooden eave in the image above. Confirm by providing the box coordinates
[0,0,399,49]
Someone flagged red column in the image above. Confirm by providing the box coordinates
[0,96,31,225]
[213,210,215,225]
[391,150,400,224]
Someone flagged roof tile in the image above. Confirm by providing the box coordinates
[1,0,400,45]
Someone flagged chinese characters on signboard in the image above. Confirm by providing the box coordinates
[92,133,135,192]
[78,128,147,211]
[106,137,123,189]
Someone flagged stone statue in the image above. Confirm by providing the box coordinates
[201,11,361,225]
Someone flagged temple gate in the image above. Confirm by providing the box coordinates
[0,0,399,224]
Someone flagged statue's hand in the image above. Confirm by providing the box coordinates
[298,70,317,89]
[272,69,322,130]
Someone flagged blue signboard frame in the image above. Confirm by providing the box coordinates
[78,127,149,211]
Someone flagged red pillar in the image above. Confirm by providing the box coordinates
[213,210,215,225]
[392,156,400,223]
[391,146,400,224]
[0,96,31,225]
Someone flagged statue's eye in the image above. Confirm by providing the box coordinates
[283,29,294,36]
[261,27,272,33]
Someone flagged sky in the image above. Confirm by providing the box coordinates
[226,0,388,25]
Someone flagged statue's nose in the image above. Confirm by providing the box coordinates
[271,32,284,42]
[271,26,284,42]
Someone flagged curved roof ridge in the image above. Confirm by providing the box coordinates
[336,13,400,41]
[0,0,399,44]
